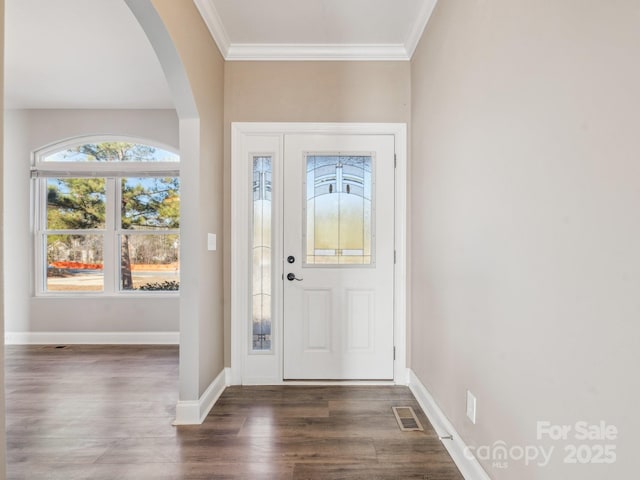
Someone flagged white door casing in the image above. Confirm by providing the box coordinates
[231,123,407,385]
[283,134,395,379]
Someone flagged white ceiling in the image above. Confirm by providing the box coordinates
[197,0,437,60]
[4,0,437,109]
[4,0,174,109]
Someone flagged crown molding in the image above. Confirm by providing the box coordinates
[405,0,439,58]
[226,44,409,61]
[194,0,439,61]
[193,0,230,58]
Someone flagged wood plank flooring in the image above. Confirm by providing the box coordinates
[5,345,463,479]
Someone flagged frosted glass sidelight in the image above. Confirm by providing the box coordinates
[305,155,373,265]
[252,156,273,351]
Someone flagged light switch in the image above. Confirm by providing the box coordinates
[207,233,217,251]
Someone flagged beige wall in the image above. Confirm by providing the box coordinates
[4,109,179,336]
[152,0,225,397]
[410,0,639,478]
[225,61,410,124]
[223,61,411,365]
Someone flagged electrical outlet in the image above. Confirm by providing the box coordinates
[466,390,477,424]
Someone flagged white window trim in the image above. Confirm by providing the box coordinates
[32,136,180,297]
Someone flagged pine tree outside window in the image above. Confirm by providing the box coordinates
[34,138,180,294]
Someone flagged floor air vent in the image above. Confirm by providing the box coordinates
[392,406,424,432]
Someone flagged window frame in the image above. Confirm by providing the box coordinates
[33,136,180,297]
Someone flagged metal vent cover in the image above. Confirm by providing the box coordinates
[392,406,424,432]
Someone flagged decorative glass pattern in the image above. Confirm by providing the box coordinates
[252,156,272,351]
[305,155,373,265]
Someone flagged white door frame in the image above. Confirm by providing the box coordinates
[230,122,407,385]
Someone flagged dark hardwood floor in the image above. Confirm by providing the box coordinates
[5,345,463,479]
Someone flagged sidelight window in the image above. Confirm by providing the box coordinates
[251,156,273,351]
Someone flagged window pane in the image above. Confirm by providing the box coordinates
[43,142,179,162]
[120,234,180,291]
[305,155,373,265]
[47,178,106,229]
[122,177,180,230]
[46,234,103,292]
[252,156,272,351]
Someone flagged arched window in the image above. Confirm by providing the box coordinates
[33,137,180,294]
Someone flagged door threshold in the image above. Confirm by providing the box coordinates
[282,379,396,386]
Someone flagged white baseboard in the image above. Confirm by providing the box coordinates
[5,331,179,345]
[408,369,492,480]
[173,367,229,425]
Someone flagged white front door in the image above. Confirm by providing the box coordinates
[283,134,395,380]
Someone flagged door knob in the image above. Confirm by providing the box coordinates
[286,273,303,281]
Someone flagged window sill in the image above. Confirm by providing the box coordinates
[33,292,179,299]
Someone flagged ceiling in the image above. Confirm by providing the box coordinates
[4,0,437,109]
[4,0,174,109]
[196,0,437,60]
